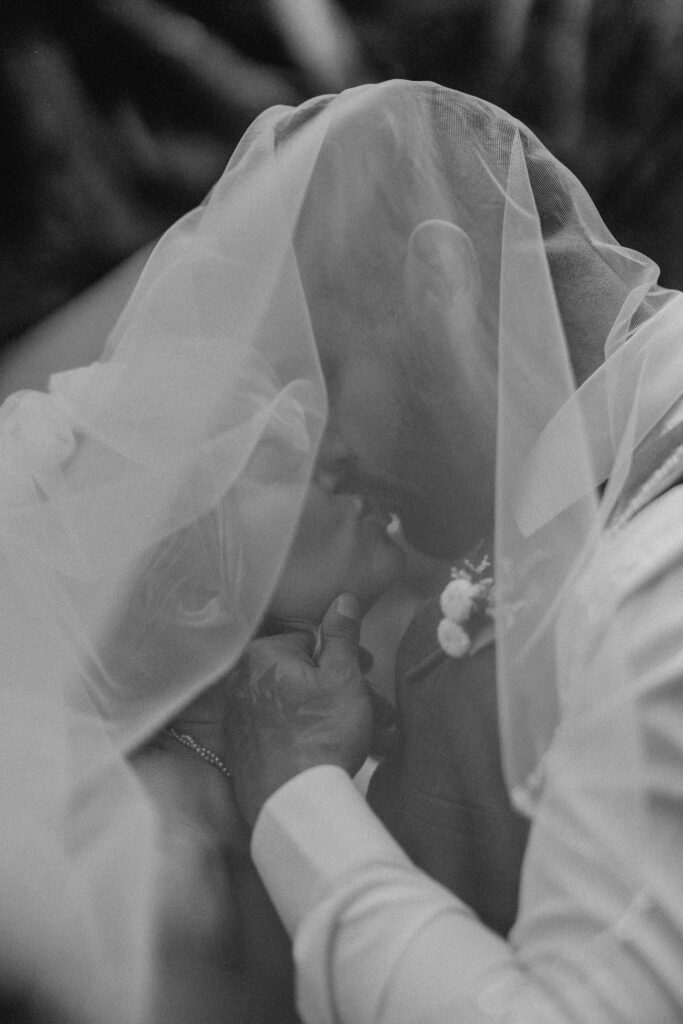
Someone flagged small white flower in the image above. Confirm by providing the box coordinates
[466,553,491,575]
[439,577,479,624]
[437,617,471,658]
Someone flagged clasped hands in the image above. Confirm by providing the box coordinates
[224,592,372,828]
[132,592,370,982]
[158,592,373,831]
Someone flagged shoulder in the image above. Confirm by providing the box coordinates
[579,482,683,632]
[517,488,683,986]
[565,484,683,687]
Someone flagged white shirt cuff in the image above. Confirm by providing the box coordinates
[251,764,414,936]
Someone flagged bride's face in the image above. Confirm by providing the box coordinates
[268,459,406,622]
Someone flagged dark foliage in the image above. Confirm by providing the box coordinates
[2,0,683,348]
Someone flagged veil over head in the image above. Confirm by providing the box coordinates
[1,80,680,1018]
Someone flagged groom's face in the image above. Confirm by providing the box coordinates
[299,170,495,560]
[322,348,494,561]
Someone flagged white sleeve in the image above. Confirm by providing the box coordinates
[251,490,683,1024]
[252,765,526,1024]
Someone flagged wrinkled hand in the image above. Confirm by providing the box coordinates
[225,593,373,828]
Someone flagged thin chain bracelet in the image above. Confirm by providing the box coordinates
[164,727,232,778]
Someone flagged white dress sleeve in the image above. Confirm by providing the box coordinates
[251,486,683,1024]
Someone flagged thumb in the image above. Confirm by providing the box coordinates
[318,593,362,679]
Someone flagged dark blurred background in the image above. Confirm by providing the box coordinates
[2,0,683,354]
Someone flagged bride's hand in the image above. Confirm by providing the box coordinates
[225,593,372,828]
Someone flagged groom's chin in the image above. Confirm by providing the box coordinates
[399,501,491,562]
[399,506,459,561]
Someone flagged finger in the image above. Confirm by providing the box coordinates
[263,615,324,662]
[318,593,362,680]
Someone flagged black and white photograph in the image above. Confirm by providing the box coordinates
[1,2,682,1022]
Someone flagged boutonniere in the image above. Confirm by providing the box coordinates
[437,552,494,659]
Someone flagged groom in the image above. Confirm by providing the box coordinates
[223,196,678,945]
[223,220,613,934]
[291,331,530,934]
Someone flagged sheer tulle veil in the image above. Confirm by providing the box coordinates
[1,80,681,1019]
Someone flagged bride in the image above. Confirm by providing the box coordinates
[0,102,408,1020]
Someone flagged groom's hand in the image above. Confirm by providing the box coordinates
[225,594,372,828]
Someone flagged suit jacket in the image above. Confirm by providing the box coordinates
[368,417,683,938]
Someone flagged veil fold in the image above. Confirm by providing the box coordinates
[1,79,681,1018]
